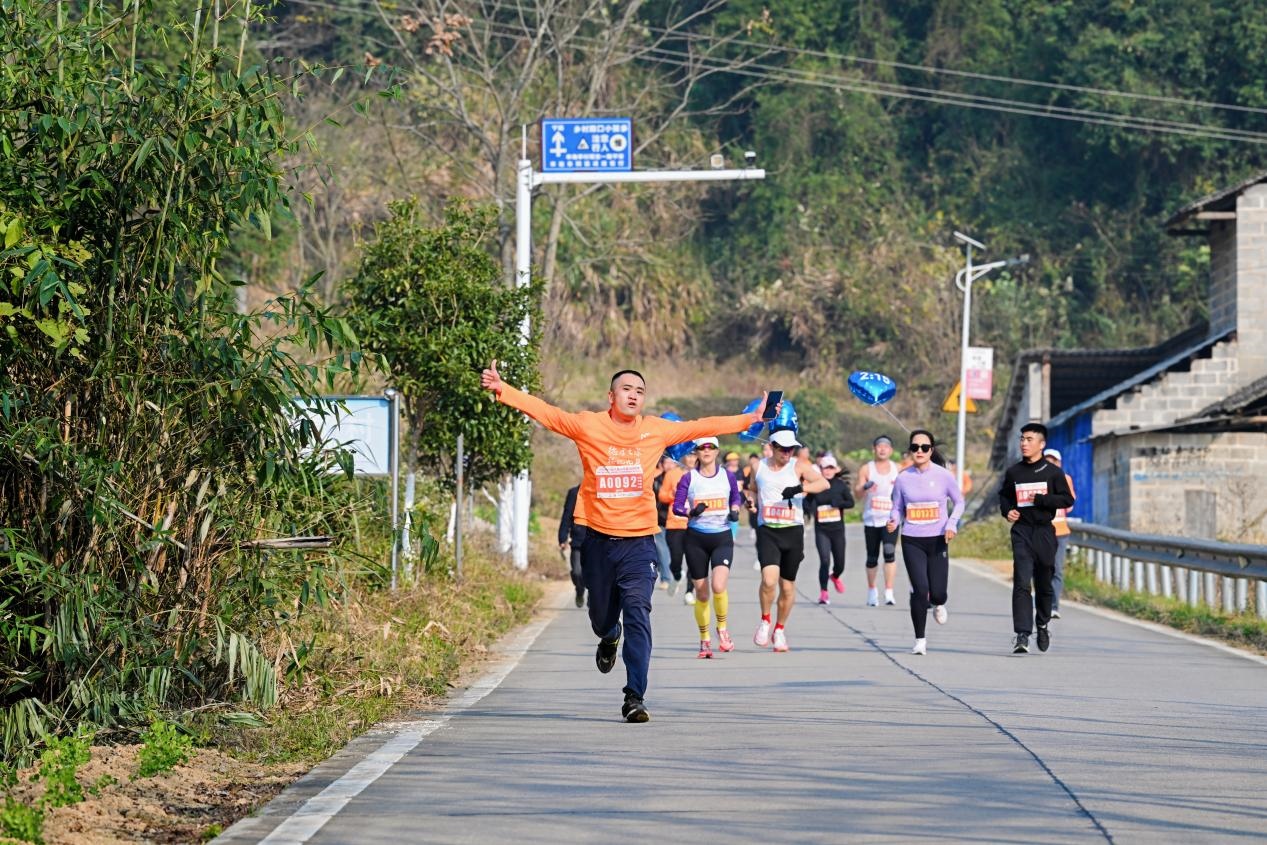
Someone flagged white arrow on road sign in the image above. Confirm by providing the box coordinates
[550,130,566,156]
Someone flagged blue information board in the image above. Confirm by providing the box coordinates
[541,118,633,172]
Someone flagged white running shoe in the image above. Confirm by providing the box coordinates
[933,605,948,625]
[670,578,683,597]
[911,638,927,655]
[866,588,879,607]
[772,628,789,652]
[884,589,896,605]
[753,619,772,647]
[1051,609,1062,619]
[683,591,696,606]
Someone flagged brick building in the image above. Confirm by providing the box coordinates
[991,173,1267,542]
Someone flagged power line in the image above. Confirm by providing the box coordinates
[465,17,1267,145]
[482,0,1267,119]
[280,0,1267,145]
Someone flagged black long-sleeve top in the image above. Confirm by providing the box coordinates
[559,485,586,545]
[998,458,1075,529]
[804,476,855,531]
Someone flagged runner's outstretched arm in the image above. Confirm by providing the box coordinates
[481,359,585,439]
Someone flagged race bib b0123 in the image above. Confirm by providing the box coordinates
[905,501,940,525]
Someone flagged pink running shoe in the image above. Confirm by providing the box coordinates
[697,640,713,659]
[830,576,845,594]
[818,590,830,605]
[717,629,734,652]
[753,619,772,647]
[772,627,789,652]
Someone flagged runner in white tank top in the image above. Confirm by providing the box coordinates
[854,435,900,606]
[746,428,828,652]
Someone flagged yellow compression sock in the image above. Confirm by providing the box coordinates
[694,596,711,640]
[714,590,729,631]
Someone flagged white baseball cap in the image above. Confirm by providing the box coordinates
[769,429,801,449]
[818,454,839,469]
[695,436,719,449]
[1043,448,1062,461]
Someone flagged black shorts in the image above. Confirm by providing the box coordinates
[756,524,804,581]
[684,528,734,581]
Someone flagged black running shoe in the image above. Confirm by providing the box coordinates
[1036,626,1050,653]
[622,693,650,723]
[596,625,621,674]
[574,588,585,608]
[1012,634,1030,654]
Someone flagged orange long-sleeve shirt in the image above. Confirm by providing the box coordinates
[498,385,753,537]
[659,466,688,530]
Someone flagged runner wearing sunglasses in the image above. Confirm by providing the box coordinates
[886,430,964,655]
[672,437,743,658]
[748,428,829,652]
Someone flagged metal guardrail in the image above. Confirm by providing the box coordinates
[1068,522,1267,619]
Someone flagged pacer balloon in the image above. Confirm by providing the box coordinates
[660,411,696,462]
[767,399,798,435]
[738,398,765,442]
[848,371,897,406]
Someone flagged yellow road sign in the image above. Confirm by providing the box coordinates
[941,381,978,414]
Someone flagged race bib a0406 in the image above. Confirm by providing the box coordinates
[762,503,797,524]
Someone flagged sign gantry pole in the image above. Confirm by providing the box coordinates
[507,121,765,569]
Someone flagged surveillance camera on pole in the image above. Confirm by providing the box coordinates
[744,150,757,167]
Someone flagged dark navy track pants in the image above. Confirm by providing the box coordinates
[581,529,658,699]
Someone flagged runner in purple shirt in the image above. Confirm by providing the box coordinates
[887,429,965,655]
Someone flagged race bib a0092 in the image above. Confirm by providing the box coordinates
[596,464,644,499]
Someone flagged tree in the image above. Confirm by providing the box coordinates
[344,199,543,490]
[0,0,363,757]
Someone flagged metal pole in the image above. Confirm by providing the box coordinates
[1160,565,1173,598]
[1236,577,1248,613]
[1188,569,1200,607]
[956,245,971,490]
[1204,572,1217,609]
[1257,580,1267,619]
[387,388,400,590]
[456,433,464,579]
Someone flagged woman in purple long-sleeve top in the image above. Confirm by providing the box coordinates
[886,429,965,655]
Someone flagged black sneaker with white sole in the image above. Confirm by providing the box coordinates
[1012,634,1030,654]
[596,624,621,674]
[1037,626,1050,652]
[621,692,650,723]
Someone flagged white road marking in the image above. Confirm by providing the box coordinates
[953,557,1267,667]
[254,603,561,844]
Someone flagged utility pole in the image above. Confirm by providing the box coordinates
[503,129,765,569]
[952,231,1027,491]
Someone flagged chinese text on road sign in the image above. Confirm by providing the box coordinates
[541,118,633,173]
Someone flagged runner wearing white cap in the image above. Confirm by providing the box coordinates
[747,428,829,652]
[804,454,854,605]
[1043,448,1076,619]
[672,437,743,657]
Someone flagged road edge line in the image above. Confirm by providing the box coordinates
[215,583,567,845]
[951,557,1267,668]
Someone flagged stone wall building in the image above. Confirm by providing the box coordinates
[992,173,1267,543]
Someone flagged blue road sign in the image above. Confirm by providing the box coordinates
[541,118,633,172]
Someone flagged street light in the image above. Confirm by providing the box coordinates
[952,232,1028,491]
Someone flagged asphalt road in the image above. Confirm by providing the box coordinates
[221,524,1267,844]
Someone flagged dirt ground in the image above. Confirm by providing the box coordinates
[7,744,306,844]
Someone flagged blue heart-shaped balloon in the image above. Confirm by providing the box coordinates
[767,398,798,435]
[738,398,764,442]
[660,412,695,461]
[848,371,896,406]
